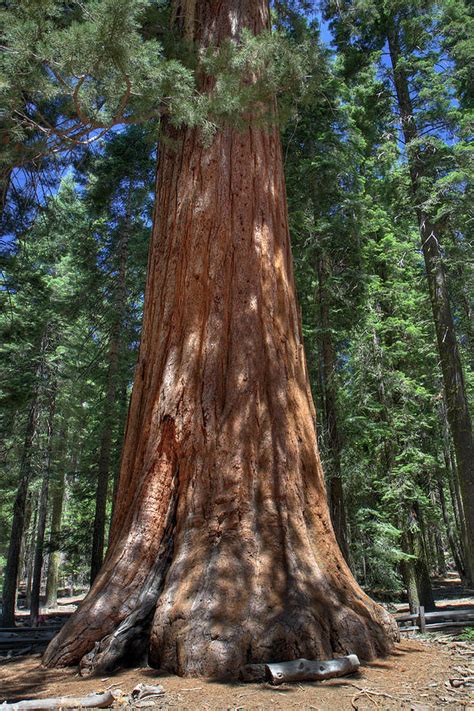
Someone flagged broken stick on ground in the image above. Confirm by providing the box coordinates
[0,691,114,710]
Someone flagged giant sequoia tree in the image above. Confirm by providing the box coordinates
[43,0,397,677]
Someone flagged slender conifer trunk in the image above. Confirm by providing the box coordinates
[400,554,420,614]
[30,381,57,625]
[315,250,350,563]
[90,223,129,583]
[25,504,38,611]
[0,166,11,223]
[436,470,464,576]
[1,335,46,626]
[45,423,68,608]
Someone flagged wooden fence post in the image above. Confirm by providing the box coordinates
[419,606,426,633]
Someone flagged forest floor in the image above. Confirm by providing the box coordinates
[1,577,473,710]
[1,635,473,710]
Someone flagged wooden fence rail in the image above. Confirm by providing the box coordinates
[0,623,64,656]
[396,606,474,633]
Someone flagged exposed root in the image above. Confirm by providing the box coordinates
[78,482,179,677]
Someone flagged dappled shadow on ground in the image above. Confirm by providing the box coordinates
[434,573,472,597]
[2,638,473,710]
[0,656,70,703]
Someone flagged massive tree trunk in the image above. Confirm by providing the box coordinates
[44,0,397,677]
[387,18,474,585]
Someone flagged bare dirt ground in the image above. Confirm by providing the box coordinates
[0,637,473,709]
[1,576,473,710]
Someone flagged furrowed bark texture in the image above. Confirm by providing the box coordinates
[44,0,397,677]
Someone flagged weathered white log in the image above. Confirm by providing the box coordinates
[0,691,114,710]
[265,654,360,685]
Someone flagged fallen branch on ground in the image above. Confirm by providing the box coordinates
[128,683,165,707]
[449,676,474,688]
[0,691,114,710]
[349,686,399,710]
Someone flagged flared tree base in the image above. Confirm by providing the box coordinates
[44,505,398,679]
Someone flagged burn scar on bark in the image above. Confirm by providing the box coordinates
[78,419,180,677]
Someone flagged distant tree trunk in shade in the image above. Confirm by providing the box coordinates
[448,233,474,370]
[17,494,33,604]
[415,506,436,611]
[402,507,436,612]
[90,225,129,584]
[44,471,65,609]
[387,17,474,585]
[400,553,420,614]
[0,166,12,223]
[436,471,464,577]
[315,249,350,564]
[43,0,398,677]
[30,382,57,625]
[110,383,129,528]
[439,399,467,566]
[1,343,45,626]
[25,504,38,612]
[45,423,68,609]
[429,485,446,577]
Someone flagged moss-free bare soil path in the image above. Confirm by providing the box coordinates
[1,637,473,710]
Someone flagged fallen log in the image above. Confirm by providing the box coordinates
[265,654,360,685]
[0,691,114,710]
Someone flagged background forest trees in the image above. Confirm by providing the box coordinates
[1,0,472,623]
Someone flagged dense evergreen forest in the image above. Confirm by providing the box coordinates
[0,0,473,693]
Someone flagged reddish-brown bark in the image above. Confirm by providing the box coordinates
[43,0,397,677]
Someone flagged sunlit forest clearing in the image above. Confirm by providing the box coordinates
[0,1,473,709]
